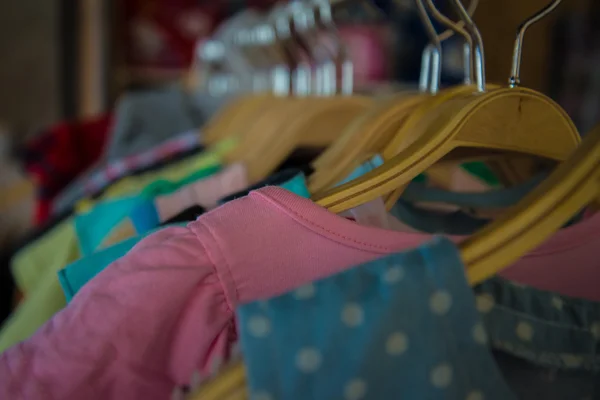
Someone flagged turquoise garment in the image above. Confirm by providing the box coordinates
[130,200,161,233]
[74,165,220,256]
[279,171,311,199]
[335,155,384,187]
[238,237,517,400]
[74,197,142,256]
[59,172,312,302]
[58,234,148,302]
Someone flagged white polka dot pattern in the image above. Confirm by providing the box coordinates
[561,354,583,368]
[252,392,273,400]
[466,390,484,400]
[386,332,409,355]
[344,379,367,400]
[551,296,564,311]
[382,265,404,284]
[516,321,534,342]
[294,284,316,300]
[248,316,271,338]
[236,241,527,400]
[430,291,453,315]
[296,348,322,373]
[342,303,364,327]
[590,322,600,339]
[475,293,495,313]
[430,363,453,388]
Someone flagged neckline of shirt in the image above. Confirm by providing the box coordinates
[254,186,600,258]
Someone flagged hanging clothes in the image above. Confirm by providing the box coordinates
[238,238,599,400]
[58,170,311,302]
[2,186,599,398]
[238,237,516,400]
[55,166,513,301]
[52,129,204,215]
[0,169,310,351]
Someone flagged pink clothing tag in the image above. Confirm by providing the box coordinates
[343,197,420,233]
[156,162,248,221]
[343,197,389,228]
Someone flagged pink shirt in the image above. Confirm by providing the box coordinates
[2,187,599,399]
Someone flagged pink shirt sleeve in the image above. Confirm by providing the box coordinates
[0,225,234,400]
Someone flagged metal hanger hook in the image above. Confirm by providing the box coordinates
[423,0,479,86]
[449,0,485,92]
[509,0,562,88]
[415,0,442,94]
[311,0,353,95]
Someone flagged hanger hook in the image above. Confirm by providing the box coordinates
[509,0,562,88]
[423,0,479,86]
[269,5,311,96]
[415,0,442,94]
[310,0,353,95]
[449,0,486,92]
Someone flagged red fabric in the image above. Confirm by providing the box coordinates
[24,114,113,224]
[123,0,279,70]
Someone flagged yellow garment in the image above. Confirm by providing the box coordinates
[100,218,137,249]
[0,270,67,352]
[11,219,79,296]
[2,139,238,352]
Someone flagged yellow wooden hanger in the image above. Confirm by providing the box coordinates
[308,0,481,194]
[462,123,600,283]
[314,0,578,213]
[202,94,278,146]
[242,96,374,183]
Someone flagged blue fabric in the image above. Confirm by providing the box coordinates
[390,200,491,235]
[401,173,548,209]
[130,199,160,233]
[58,234,147,302]
[473,278,600,399]
[237,237,516,400]
[279,171,311,199]
[335,155,384,187]
[74,197,142,256]
[238,236,600,399]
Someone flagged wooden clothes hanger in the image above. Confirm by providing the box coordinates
[226,0,380,183]
[314,0,579,213]
[202,94,277,146]
[188,123,600,400]
[197,4,302,147]
[308,0,485,195]
[462,123,600,283]
[242,96,374,183]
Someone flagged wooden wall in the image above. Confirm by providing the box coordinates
[475,0,588,93]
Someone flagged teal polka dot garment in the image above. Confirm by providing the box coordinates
[237,237,517,400]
